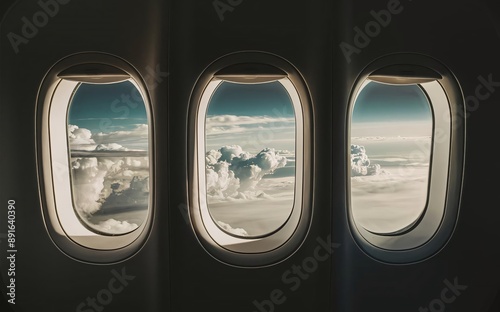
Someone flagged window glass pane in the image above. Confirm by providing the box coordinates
[351,81,433,234]
[205,81,296,237]
[67,81,149,235]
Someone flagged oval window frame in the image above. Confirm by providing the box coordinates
[347,54,465,264]
[36,53,155,263]
[188,52,313,267]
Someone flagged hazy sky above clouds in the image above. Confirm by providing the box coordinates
[206,81,296,153]
[68,81,148,135]
[207,81,295,117]
[352,82,433,137]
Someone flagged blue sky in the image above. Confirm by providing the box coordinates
[68,81,147,133]
[205,81,296,152]
[353,82,432,123]
[207,81,295,117]
[352,82,433,137]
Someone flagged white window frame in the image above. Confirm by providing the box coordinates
[37,53,154,263]
[188,52,313,267]
[347,54,465,264]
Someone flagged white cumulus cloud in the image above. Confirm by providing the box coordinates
[70,156,149,232]
[206,161,240,199]
[70,157,108,215]
[206,145,287,200]
[68,125,97,151]
[351,144,382,176]
[101,176,149,209]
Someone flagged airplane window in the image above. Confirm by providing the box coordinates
[347,56,464,264]
[204,81,296,237]
[189,55,312,266]
[38,54,154,262]
[67,81,150,235]
[350,81,433,235]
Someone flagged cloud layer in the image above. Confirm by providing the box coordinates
[69,124,148,151]
[351,166,429,234]
[70,156,149,233]
[68,124,149,235]
[350,139,431,234]
[205,115,296,152]
[206,115,294,135]
[93,124,149,150]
